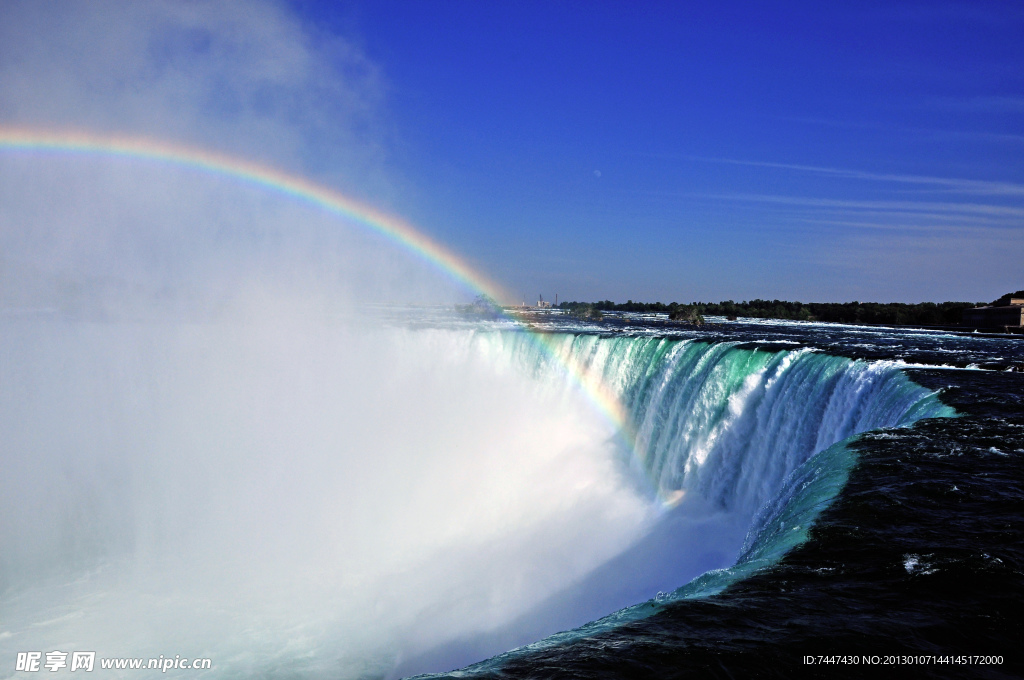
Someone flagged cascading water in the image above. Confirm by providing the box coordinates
[0,318,954,678]
[397,331,955,675]
[483,332,952,511]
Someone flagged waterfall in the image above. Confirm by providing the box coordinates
[476,332,952,511]
[0,321,954,678]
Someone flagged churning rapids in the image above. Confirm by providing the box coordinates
[3,307,1019,679]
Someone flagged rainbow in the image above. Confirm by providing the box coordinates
[0,126,669,504]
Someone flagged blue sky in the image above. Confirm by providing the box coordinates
[289,0,1024,304]
[0,1,1020,305]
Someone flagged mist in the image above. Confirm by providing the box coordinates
[0,88,660,680]
[2,307,665,673]
[0,145,745,675]
[0,129,665,677]
[0,3,668,676]
[0,2,980,678]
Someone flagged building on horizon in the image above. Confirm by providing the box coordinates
[962,299,1024,330]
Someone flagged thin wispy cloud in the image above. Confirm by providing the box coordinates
[703,193,1024,219]
[768,115,1024,146]
[791,218,1020,236]
[685,156,1024,197]
[789,209,1018,229]
[645,188,1024,226]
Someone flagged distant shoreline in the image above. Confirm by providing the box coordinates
[542,292,1023,330]
[506,307,1023,338]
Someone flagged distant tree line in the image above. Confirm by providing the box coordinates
[556,297,1005,326]
[558,301,606,321]
[992,290,1024,306]
[557,299,707,323]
